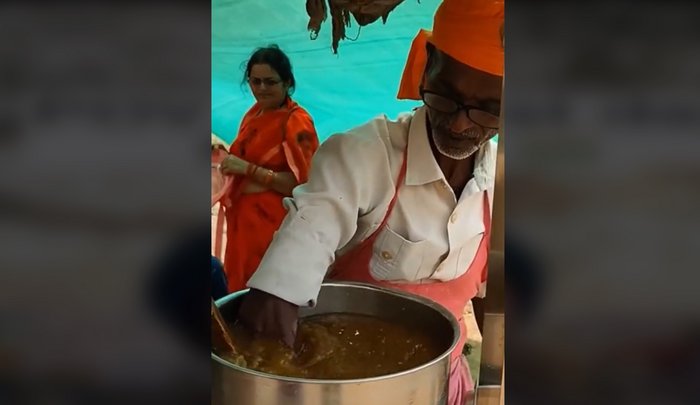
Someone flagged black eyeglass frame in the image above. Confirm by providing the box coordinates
[419,88,500,130]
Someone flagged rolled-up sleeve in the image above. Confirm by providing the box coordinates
[246,132,387,306]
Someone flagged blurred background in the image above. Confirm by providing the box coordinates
[0,3,211,404]
[505,1,700,403]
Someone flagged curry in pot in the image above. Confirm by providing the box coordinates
[216,313,444,379]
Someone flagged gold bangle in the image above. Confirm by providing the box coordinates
[263,169,274,186]
[245,163,257,177]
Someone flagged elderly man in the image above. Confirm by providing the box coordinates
[239,0,503,402]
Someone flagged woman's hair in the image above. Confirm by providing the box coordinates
[241,44,296,95]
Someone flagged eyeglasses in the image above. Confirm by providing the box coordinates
[420,89,500,129]
[248,77,282,87]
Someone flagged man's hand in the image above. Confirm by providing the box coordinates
[237,289,299,348]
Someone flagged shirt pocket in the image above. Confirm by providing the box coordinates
[435,215,486,280]
[453,228,486,279]
[369,225,426,281]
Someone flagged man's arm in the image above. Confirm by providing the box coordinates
[246,132,388,306]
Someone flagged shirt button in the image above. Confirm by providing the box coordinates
[381,251,393,260]
[450,213,458,223]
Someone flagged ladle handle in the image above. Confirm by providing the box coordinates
[211,298,241,357]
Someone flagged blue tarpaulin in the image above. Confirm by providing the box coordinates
[212,0,441,144]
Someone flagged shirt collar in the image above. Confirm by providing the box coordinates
[405,106,497,191]
[405,107,444,186]
[472,139,496,191]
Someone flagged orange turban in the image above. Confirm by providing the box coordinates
[397,0,504,100]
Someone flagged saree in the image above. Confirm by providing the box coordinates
[222,98,319,293]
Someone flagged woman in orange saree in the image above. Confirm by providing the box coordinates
[219,45,319,293]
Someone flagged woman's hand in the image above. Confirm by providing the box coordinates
[220,154,250,176]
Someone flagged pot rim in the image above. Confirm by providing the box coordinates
[211,281,460,384]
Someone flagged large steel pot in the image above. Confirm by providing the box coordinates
[212,281,460,405]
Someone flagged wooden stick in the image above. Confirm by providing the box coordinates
[211,298,246,366]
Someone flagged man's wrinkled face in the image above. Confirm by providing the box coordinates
[422,48,502,160]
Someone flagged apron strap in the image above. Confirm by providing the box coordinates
[345,147,408,255]
[366,147,408,244]
[329,147,408,278]
[482,191,492,248]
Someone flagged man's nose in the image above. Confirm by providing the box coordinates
[448,109,477,133]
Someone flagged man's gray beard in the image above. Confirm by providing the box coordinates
[434,137,481,160]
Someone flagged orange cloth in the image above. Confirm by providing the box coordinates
[397,0,504,100]
[222,98,319,293]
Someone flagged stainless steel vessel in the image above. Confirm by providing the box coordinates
[212,281,460,405]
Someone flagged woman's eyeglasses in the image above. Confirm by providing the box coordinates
[248,77,282,87]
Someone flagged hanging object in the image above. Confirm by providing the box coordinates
[306,0,413,53]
